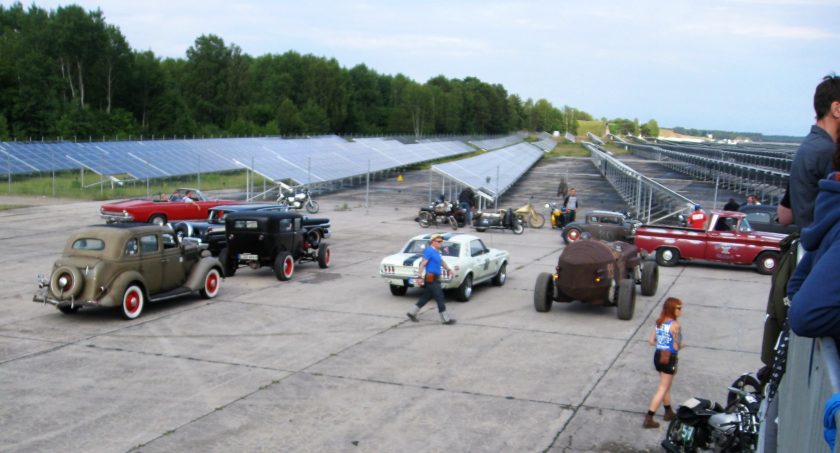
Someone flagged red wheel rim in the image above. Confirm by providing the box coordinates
[125,290,141,314]
[325,249,331,266]
[206,272,218,293]
[569,230,579,241]
[284,256,294,277]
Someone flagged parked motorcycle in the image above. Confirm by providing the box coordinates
[473,208,524,234]
[545,202,569,229]
[416,200,464,230]
[278,187,319,213]
[514,201,546,228]
[662,373,761,452]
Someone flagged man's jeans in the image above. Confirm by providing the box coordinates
[459,202,472,226]
[416,278,447,313]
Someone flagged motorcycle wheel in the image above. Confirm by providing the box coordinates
[448,216,458,230]
[529,212,546,228]
[512,221,524,235]
[306,199,319,214]
[418,212,432,228]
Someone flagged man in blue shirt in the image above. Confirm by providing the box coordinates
[787,75,840,228]
[406,234,457,325]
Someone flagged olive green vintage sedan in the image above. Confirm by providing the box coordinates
[33,224,224,319]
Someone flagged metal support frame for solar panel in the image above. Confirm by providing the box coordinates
[620,142,789,204]
[584,142,696,224]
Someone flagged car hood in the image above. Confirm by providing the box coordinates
[747,230,787,243]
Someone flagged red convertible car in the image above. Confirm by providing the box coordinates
[100,188,241,225]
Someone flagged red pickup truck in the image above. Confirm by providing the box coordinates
[634,210,786,275]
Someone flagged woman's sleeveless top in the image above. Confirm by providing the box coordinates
[655,320,677,353]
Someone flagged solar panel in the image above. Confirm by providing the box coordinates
[432,142,543,200]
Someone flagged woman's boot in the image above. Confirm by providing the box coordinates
[643,414,660,429]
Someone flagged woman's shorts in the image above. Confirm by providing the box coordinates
[654,349,678,375]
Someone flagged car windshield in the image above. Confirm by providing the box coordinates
[403,239,460,257]
[739,218,753,233]
[71,238,105,251]
[208,209,228,224]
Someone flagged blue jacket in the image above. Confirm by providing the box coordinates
[788,172,840,338]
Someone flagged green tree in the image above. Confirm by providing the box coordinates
[640,119,659,137]
[276,98,304,134]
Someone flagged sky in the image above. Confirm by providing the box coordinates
[13,0,840,137]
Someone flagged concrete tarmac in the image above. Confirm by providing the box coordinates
[0,156,767,452]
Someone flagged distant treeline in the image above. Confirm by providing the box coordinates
[0,3,605,141]
[672,127,803,143]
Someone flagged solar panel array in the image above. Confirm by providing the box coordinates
[431,142,544,200]
[468,135,523,151]
[0,136,475,185]
[532,137,556,152]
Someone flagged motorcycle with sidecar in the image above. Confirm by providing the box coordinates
[473,208,524,234]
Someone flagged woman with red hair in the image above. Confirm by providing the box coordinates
[643,297,684,428]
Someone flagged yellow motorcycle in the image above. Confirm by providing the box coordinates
[546,202,570,229]
[514,201,546,228]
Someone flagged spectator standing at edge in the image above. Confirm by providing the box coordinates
[787,144,840,342]
[458,186,475,227]
[688,204,706,229]
[785,74,840,228]
[563,187,579,223]
[406,234,456,325]
[643,297,684,429]
[747,195,762,205]
[723,198,740,211]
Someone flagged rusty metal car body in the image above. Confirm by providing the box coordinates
[533,239,658,320]
[33,224,223,319]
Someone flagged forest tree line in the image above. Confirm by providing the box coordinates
[0,3,667,142]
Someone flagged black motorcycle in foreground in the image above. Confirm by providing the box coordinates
[662,373,761,452]
[416,199,466,230]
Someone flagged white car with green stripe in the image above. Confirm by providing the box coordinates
[378,232,510,301]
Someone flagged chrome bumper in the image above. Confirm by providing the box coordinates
[32,289,114,309]
[100,212,134,222]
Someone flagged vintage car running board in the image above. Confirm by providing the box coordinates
[148,288,193,303]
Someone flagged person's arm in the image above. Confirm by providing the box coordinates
[671,322,682,351]
[416,257,428,286]
[647,327,656,346]
[789,241,840,337]
[778,185,793,225]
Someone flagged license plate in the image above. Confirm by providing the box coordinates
[238,253,259,261]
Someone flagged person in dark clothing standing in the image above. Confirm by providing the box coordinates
[787,75,840,228]
[723,198,740,211]
[563,188,579,223]
[458,187,476,227]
